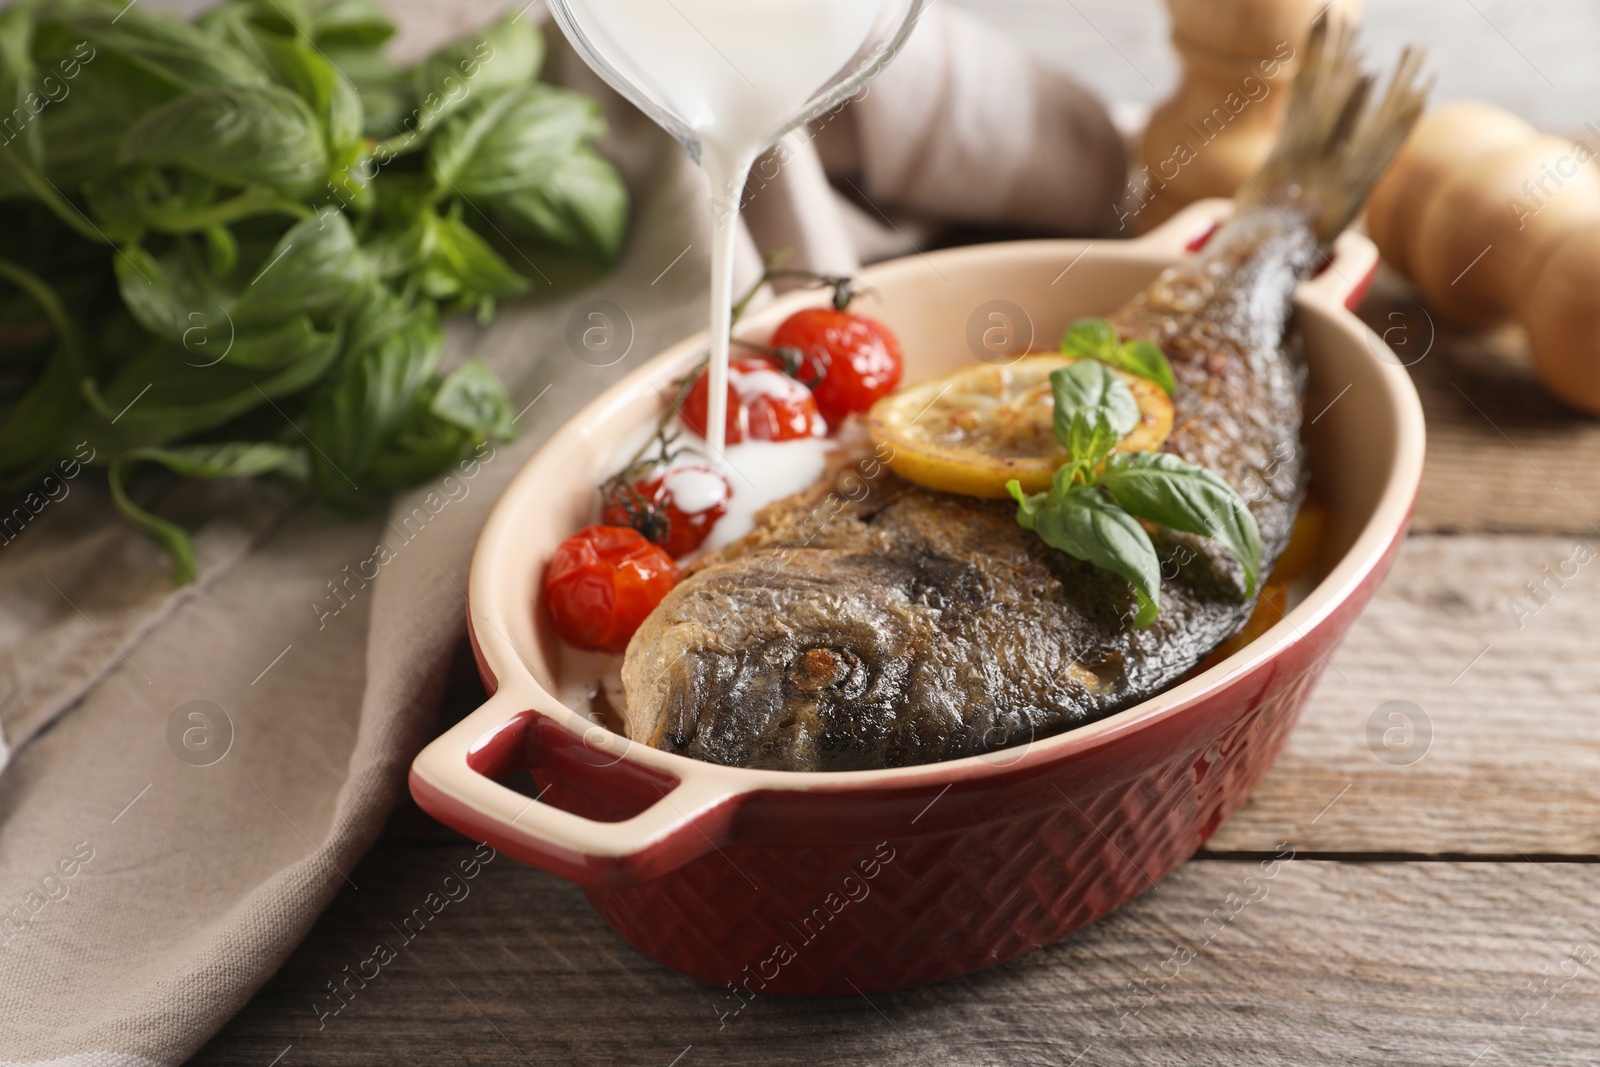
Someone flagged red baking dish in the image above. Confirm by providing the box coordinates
[409,200,1424,995]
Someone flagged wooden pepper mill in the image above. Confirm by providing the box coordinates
[1365,101,1600,413]
[1130,0,1363,232]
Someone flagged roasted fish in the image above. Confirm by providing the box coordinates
[621,19,1428,771]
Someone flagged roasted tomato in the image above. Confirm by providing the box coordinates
[681,355,826,444]
[601,463,733,558]
[543,525,679,652]
[771,307,903,428]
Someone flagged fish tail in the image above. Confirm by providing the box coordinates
[1240,13,1430,243]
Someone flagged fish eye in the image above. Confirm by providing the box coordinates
[784,646,862,693]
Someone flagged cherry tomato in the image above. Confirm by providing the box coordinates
[543,525,679,653]
[601,463,732,558]
[770,307,903,428]
[681,355,826,444]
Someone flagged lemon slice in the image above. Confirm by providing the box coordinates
[867,354,1174,499]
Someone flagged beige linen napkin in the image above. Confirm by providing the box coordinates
[0,4,1123,1063]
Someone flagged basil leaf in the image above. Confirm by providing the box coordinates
[231,210,375,329]
[1110,338,1178,395]
[1051,360,1138,445]
[1010,481,1161,628]
[42,6,268,94]
[255,31,364,155]
[84,330,342,445]
[429,84,605,196]
[1099,451,1263,595]
[109,442,306,583]
[0,257,85,483]
[409,13,542,138]
[1061,316,1178,394]
[431,359,515,438]
[306,291,443,497]
[418,207,527,311]
[123,440,306,481]
[215,315,341,370]
[309,0,396,47]
[1060,317,1118,361]
[1067,410,1121,470]
[113,243,215,342]
[487,147,628,264]
[121,85,328,199]
[0,349,78,485]
[0,5,44,196]
[36,48,177,190]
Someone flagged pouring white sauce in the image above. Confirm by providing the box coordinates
[553,0,890,455]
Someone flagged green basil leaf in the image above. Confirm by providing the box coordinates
[486,147,628,264]
[121,85,328,199]
[309,0,396,47]
[255,31,364,155]
[1010,481,1160,627]
[35,47,177,190]
[431,359,514,438]
[123,440,307,480]
[0,348,77,484]
[108,441,306,583]
[1060,317,1118,361]
[0,5,44,194]
[83,329,342,445]
[418,207,526,309]
[40,5,268,94]
[409,13,542,138]
[1110,338,1178,395]
[1099,451,1263,595]
[0,256,86,482]
[1051,360,1138,445]
[306,291,442,497]
[217,315,341,370]
[1061,317,1178,394]
[429,84,604,196]
[1066,410,1120,470]
[321,42,404,139]
[230,209,374,329]
[113,242,216,341]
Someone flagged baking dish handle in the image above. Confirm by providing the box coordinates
[1133,200,1381,312]
[1132,198,1236,256]
[409,688,743,887]
[1298,229,1381,311]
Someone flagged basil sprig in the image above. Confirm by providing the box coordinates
[0,1,632,580]
[1007,343,1260,629]
[1060,317,1178,394]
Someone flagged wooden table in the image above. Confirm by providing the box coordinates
[194,5,1600,1062]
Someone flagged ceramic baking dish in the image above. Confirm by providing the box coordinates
[410,199,1424,995]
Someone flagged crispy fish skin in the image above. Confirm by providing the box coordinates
[621,19,1428,771]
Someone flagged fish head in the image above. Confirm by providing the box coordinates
[620,549,993,771]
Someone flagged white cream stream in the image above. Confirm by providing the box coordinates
[555,0,889,454]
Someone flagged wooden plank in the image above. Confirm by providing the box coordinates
[191,843,1600,1065]
[1357,277,1600,536]
[1210,531,1600,855]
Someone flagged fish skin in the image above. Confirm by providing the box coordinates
[620,205,1315,772]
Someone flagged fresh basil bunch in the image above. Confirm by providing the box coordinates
[0,0,628,580]
[1008,319,1261,628]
